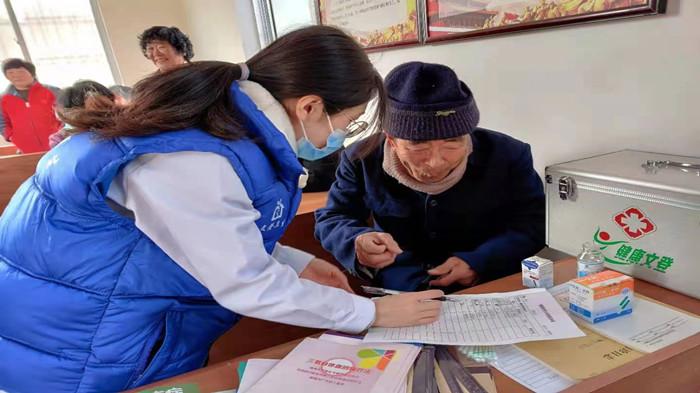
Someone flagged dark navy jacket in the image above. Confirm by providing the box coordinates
[315,128,545,291]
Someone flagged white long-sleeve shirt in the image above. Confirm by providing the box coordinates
[103,80,375,333]
[106,151,374,333]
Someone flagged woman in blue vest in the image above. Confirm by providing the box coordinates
[0,26,443,393]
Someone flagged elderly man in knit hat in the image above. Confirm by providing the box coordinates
[315,62,545,291]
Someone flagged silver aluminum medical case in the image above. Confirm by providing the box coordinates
[545,150,700,299]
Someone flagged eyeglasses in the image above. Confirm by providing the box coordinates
[333,110,369,138]
[344,120,369,138]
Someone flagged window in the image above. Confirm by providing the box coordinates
[0,3,23,60]
[255,0,318,46]
[269,0,317,37]
[1,0,115,88]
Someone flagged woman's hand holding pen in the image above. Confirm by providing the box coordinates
[372,290,444,327]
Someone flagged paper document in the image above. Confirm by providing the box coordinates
[490,345,575,393]
[621,300,700,353]
[549,283,700,353]
[238,359,279,393]
[517,325,644,380]
[247,337,419,393]
[319,333,412,393]
[548,284,569,309]
[365,288,584,345]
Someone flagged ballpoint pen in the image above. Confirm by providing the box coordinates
[361,285,459,302]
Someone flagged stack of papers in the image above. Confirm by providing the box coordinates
[240,334,498,393]
[236,285,700,393]
[365,288,584,345]
[238,359,278,393]
[517,325,644,380]
[244,336,420,393]
[489,345,575,393]
[548,283,700,353]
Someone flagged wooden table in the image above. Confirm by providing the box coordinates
[295,192,328,215]
[130,258,700,392]
[0,145,19,156]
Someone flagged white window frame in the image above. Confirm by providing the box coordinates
[252,0,320,47]
[1,0,122,85]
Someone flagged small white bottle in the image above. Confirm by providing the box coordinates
[577,242,605,278]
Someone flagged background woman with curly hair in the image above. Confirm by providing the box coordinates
[138,25,194,73]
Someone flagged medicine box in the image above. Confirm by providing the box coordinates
[568,270,634,323]
[522,256,554,289]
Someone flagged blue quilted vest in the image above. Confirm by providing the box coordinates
[0,83,303,392]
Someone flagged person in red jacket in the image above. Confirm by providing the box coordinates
[0,58,62,153]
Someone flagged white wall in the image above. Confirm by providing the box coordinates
[95,0,189,85]
[95,0,245,86]
[181,0,246,63]
[369,0,699,175]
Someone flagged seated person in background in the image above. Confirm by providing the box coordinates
[301,148,346,192]
[49,80,116,148]
[315,61,545,292]
[0,58,62,153]
[297,107,368,192]
[138,26,193,73]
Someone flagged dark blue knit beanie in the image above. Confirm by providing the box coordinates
[385,62,480,141]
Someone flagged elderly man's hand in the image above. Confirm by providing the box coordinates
[355,232,403,269]
[427,256,477,287]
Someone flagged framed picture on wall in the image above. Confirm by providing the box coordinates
[318,0,419,50]
[426,0,667,42]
